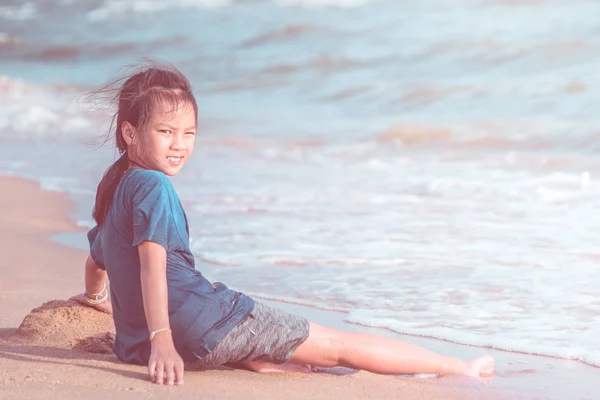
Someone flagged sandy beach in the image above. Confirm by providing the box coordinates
[0,174,598,400]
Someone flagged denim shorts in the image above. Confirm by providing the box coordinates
[193,301,310,366]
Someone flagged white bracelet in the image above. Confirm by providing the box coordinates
[149,328,172,342]
[84,291,108,305]
[84,282,108,305]
[84,282,107,299]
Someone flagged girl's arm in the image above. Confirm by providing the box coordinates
[138,241,184,386]
[69,255,112,314]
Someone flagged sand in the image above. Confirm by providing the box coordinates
[0,174,597,400]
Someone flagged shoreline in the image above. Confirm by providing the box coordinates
[0,174,598,399]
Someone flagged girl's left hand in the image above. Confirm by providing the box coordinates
[69,293,113,315]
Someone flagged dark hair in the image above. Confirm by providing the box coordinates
[88,63,198,226]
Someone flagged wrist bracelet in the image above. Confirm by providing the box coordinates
[149,328,172,342]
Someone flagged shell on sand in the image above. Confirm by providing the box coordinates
[12,300,116,352]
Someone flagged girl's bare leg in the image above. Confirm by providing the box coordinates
[289,322,494,377]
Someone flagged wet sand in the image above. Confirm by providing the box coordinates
[0,174,597,400]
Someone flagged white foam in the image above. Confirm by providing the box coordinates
[87,0,231,20]
[39,176,81,192]
[345,312,600,367]
[187,148,600,368]
[0,77,101,139]
[76,220,96,229]
[84,0,376,20]
[273,0,374,6]
[0,3,38,21]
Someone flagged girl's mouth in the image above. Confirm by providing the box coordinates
[167,156,183,165]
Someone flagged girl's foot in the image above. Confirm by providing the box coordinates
[462,356,495,377]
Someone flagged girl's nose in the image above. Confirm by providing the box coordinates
[171,134,185,151]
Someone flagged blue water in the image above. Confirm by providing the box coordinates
[2,0,600,367]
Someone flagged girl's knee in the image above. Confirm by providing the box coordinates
[319,335,341,367]
[312,325,344,367]
[293,323,342,367]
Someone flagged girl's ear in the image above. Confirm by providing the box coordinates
[121,122,136,146]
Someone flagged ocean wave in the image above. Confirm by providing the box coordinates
[0,77,101,139]
[239,24,325,49]
[2,74,599,165]
[85,0,375,20]
[273,0,375,7]
[87,0,232,20]
[0,2,37,21]
[1,35,190,62]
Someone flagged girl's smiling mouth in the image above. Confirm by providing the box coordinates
[167,156,183,164]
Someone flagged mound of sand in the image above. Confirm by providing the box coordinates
[11,300,115,352]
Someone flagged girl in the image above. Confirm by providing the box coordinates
[71,63,494,386]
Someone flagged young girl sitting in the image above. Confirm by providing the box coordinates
[70,63,494,386]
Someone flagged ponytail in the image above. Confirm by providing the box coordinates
[92,152,129,226]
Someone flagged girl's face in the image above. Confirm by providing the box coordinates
[123,101,197,176]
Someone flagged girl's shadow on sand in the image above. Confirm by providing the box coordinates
[0,337,358,383]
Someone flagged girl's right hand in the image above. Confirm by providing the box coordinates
[68,293,113,315]
[148,333,185,385]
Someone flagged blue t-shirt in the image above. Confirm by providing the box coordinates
[87,168,254,365]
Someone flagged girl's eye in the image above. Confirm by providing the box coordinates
[160,130,172,135]
[185,131,196,136]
